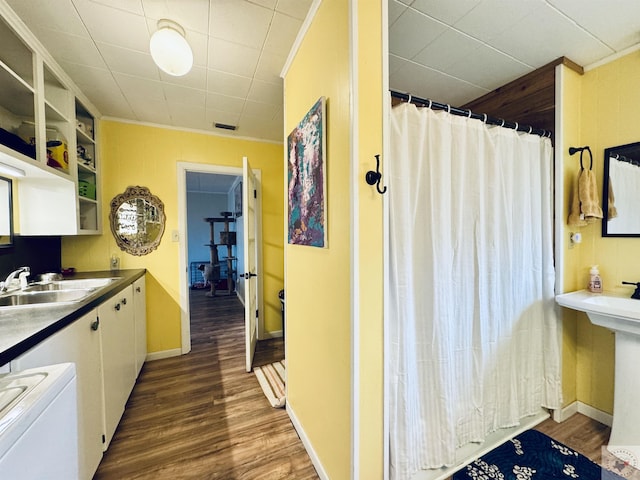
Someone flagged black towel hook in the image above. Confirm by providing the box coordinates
[365,154,387,194]
[569,146,593,170]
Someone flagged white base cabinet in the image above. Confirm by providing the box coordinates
[10,310,103,480]
[9,277,146,480]
[98,284,135,449]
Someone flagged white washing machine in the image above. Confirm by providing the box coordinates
[0,363,78,479]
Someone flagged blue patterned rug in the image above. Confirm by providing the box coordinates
[453,429,628,480]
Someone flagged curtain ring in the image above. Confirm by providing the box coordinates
[500,119,505,127]
[446,104,451,113]
[482,114,487,123]
[407,94,412,104]
[467,109,472,118]
[528,126,533,134]
[514,122,519,131]
[427,99,432,108]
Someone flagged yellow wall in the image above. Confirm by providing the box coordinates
[283,0,352,477]
[356,1,385,478]
[560,50,640,414]
[62,121,284,353]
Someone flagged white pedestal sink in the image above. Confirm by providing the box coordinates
[556,290,640,465]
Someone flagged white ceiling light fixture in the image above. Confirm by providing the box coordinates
[150,19,193,77]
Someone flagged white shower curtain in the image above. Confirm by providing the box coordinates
[388,103,561,480]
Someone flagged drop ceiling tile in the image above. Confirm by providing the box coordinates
[141,0,209,34]
[163,83,206,107]
[251,0,278,10]
[113,72,165,101]
[412,28,484,72]
[389,54,406,76]
[88,0,144,15]
[210,0,272,49]
[453,0,539,44]
[389,60,488,106]
[160,66,207,90]
[6,0,89,38]
[208,38,261,77]
[243,99,280,120]
[389,0,408,26]
[487,4,613,67]
[547,0,640,51]
[389,7,448,59]
[207,70,252,98]
[168,103,206,130]
[130,98,171,124]
[255,51,287,83]
[205,108,241,128]
[445,45,532,90]
[72,0,150,51]
[29,27,108,69]
[247,79,282,105]
[275,0,314,20]
[410,0,481,25]
[206,93,246,114]
[96,42,159,79]
[263,12,303,55]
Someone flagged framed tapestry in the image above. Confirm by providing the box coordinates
[287,97,327,247]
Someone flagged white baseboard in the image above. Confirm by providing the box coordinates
[556,401,613,427]
[287,402,329,480]
[262,329,283,339]
[146,348,182,362]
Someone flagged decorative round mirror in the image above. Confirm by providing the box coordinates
[109,186,166,256]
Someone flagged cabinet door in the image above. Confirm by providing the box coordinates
[10,310,104,480]
[98,285,135,449]
[133,276,146,377]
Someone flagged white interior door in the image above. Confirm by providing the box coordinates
[243,156,259,372]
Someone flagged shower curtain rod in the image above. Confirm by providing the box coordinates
[390,90,551,138]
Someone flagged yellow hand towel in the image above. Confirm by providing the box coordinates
[607,177,618,219]
[579,169,603,222]
[568,171,587,227]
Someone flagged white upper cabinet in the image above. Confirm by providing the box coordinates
[0,2,101,235]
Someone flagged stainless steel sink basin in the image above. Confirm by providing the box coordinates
[0,277,121,308]
[0,289,92,307]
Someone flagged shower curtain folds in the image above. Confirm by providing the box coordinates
[388,103,560,480]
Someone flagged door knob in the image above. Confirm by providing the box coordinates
[243,272,257,280]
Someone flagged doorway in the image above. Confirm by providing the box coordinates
[177,162,264,359]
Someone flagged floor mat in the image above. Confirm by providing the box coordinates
[453,429,627,480]
[254,360,285,408]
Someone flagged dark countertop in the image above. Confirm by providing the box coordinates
[0,269,146,366]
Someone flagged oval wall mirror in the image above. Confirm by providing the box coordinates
[109,186,166,256]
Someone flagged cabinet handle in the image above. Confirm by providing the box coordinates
[136,286,141,293]
[122,297,127,305]
[115,303,121,311]
[91,318,100,331]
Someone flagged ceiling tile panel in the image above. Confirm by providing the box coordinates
[242,99,280,120]
[275,0,314,20]
[141,0,209,34]
[72,0,150,51]
[88,0,144,15]
[205,108,241,128]
[6,0,89,37]
[168,103,206,130]
[263,12,303,55]
[114,73,165,101]
[208,38,261,77]
[389,8,448,59]
[388,0,408,26]
[160,66,207,91]
[410,0,481,25]
[255,51,287,83]
[27,28,108,69]
[210,0,272,49]
[96,42,159,79]
[206,93,246,114]
[130,98,171,124]
[207,70,252,98]
[247,79,282,105]
[412,28,484,72]
[163,83,206,107]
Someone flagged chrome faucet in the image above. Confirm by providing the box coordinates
[0,266,30,293]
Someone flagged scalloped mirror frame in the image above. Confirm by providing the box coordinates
[109,186,166,256]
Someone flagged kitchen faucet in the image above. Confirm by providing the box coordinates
[0,266,30,293]
[622,281,640,300]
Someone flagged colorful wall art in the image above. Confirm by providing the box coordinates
[287,97,327,247]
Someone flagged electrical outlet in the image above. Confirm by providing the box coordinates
[110,256,120,270]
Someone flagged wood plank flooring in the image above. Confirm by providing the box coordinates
[94,289,613,479]
[94,291,318,480]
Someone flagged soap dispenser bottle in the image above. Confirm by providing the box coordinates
[589,265,603,293]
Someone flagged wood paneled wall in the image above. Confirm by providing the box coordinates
[462,57,583,139]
